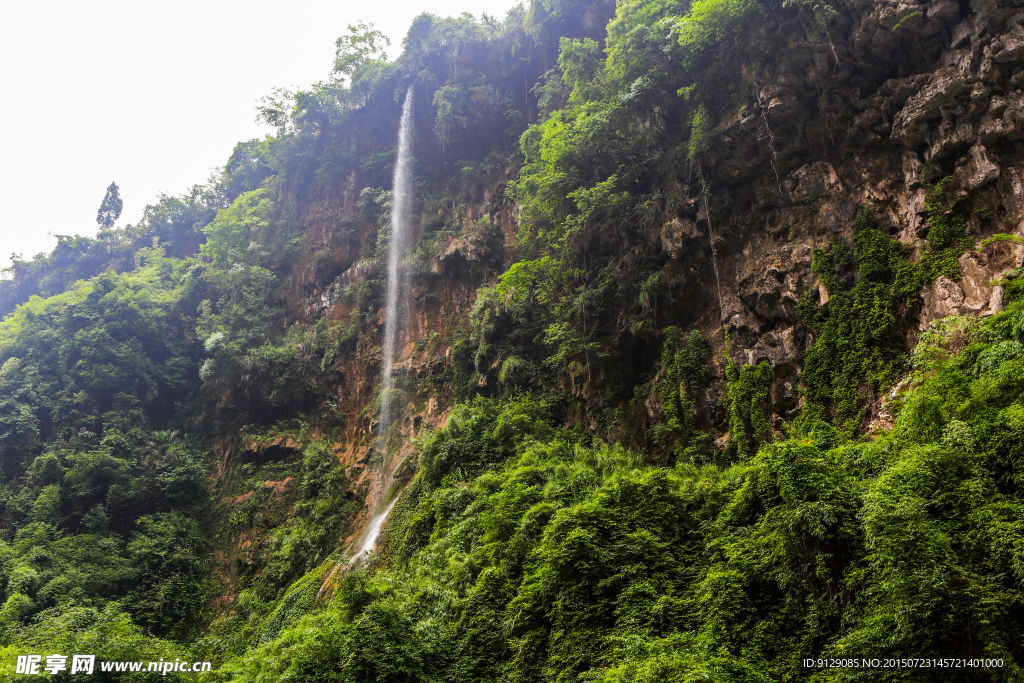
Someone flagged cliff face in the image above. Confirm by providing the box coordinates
[277,0,1024,462]
[126,0,1024,675]
[5,1,1024,678]
[668,0,1024,433]
[201,4,1024,613]
[202,0,1024,612]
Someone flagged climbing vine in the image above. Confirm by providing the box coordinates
[651,328,712,456]
[918,177,973,280]
[798,214,922,432]
[724,359,774,459]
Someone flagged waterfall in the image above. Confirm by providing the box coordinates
[356,85,415,562]
[355,496,400,558]
[378,85,415,452]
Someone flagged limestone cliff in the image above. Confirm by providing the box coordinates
[283,0,1024,466]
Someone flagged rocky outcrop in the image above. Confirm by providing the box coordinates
[658,0,1024,429]
[288,0,1024,443]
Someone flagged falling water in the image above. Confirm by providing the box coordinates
[356,85,415,562]
[378,85,415,452]
[356,496,400,558]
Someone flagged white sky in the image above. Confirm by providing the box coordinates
[0,0,521,270]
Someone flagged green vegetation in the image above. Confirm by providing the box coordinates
[650,327,712,457]
[724,358,773,458]
[2,0,1022,679]
[96,183,124,230]
[214,292,1024,681]
[798,215,922,432]
[919,177,974,281]
[980,233,1024,249]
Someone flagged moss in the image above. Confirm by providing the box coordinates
[253,564,329,645]
[375,475,430,570]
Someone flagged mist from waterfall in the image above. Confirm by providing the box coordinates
[358,85,415,562]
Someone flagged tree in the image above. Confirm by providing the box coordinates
[96,182,123,229]
[332,23,390,86]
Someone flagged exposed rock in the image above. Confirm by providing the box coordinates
[294,0,1024,448]
[892,65,971,147]
[742,324,807,368]
[994,32,1024,63]
[927,0,959,23]
[661,217,701,257]
[921,276,966,325]
[989,285,1005,314]
[787,162,843,203]
[956,144,1001,191]
[878,2,924,31]
[778,325,805,360]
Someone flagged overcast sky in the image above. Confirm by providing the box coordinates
[0,0,521,270]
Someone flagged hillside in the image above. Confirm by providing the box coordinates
[2,0,1024,680]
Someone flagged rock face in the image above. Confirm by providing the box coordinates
[656,0,1024,425]
[289,0,1024,440]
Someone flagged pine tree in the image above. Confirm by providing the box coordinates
[96,182,123,229]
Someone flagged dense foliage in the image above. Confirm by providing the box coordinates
[798,215,923,433]
[2,0,1022,680]
[215,293,1024,682]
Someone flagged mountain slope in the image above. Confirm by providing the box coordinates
[2,0,1024,680]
